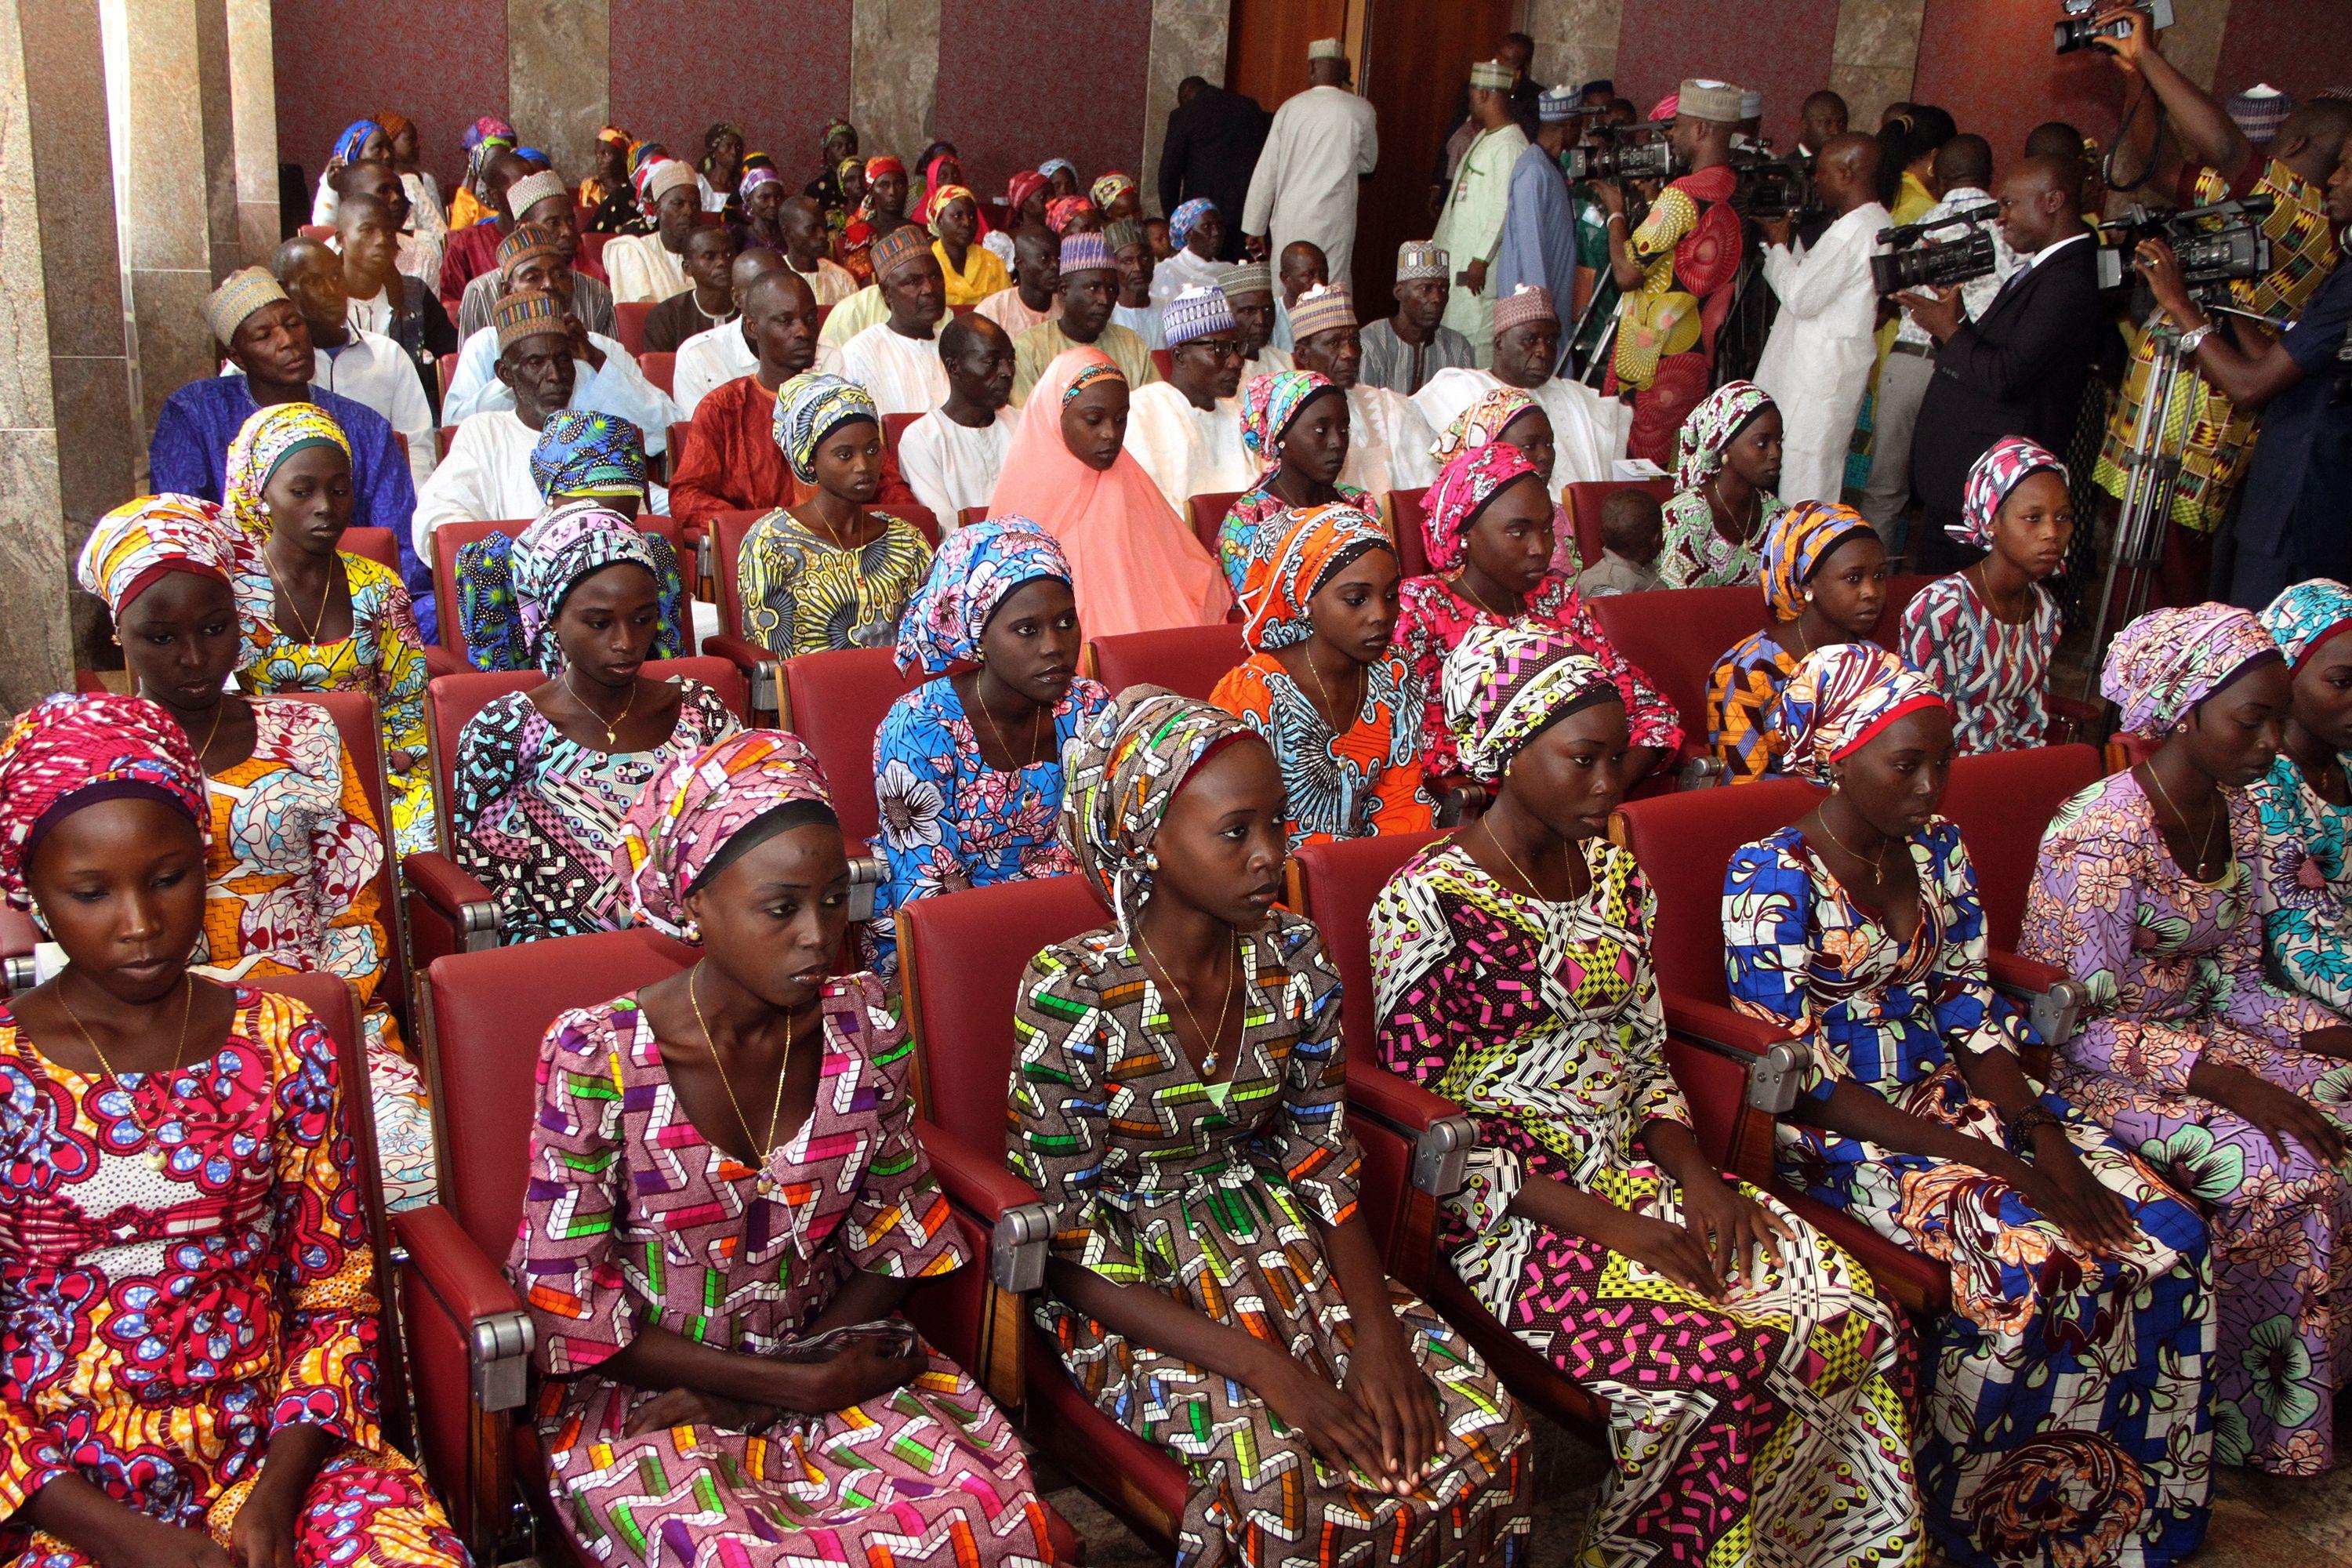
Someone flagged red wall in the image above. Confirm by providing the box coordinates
[1612,0,1841,153]
[273,0,506,194]
[1912,0,2125,169]
[2213,4,2352,108]
[931,0,1156,204]
[608,0,854,187]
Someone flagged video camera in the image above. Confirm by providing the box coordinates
[1870,203,1999,295]
[2054,0,2173,55]
[2092,195,2275,294]
[1730,148,1817,222]
[1563,125,1675,184]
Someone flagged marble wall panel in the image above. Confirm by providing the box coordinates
[851,0,941,175]
[511,0,608,187]
[1525,0,1624,103]
[1828,0,1923,129]
[227,0,278,260]
[1140,0,1231,217]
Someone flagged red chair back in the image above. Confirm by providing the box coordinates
[1873,573,1933,648]
[1385,488,1431,579]
[1290,830,1443,1067]
[1941,744,2103,948]
[578,230,609,270]
[342,527,401,575]
[430,514,687,659]
[615,300,654,356]
[639,350,676,397]
[1566,480,1671,575]
[713,507,941,641]
[882,412,919,453]
[269,690,409,1011]
[777,648,927,844]
[957,506,989,532]
[1087,623,1247,701]
[1150,348,1173,380]
[1611,778,1821,1001]
[1186,490,1240,558]
[1588,585,1761,744]
[299,223,333,242]
[667,421,693,472]
[436,356,457,406]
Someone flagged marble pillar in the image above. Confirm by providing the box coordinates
[511,0,608,188]
[2161,0,2232,90]
[225,0,277,262]
[1525,0,1624,103]
[1828,0,1926,132]
[1140,0,1230,217]
[850,0,940,166]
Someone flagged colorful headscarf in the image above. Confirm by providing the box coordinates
[224,403,351,538]
[1442,623,1617,784]
[1169,198,1218,250]
[0,695,209,913]
[1006,169,1049,220]
[822,117,855,147]
[76,495,245,617]
[463,115,517,153]
[596,123,633,151]
[772,372,878,482]
[1423,442,1544,576]
[1058,684,1254,940]
[630,141,669,177]
[530,411,647,502]
[1953,435,2069,548]
[865,154,906,181]
[376,111,414,145]
[894,518,1072,677]
[926,183,977,232]
[739,165,783,201]
[1038,158,1076,183]
[1769,644,1947,785]
[509,501,666,672]
[1061,360,1124,408]
[1428,386,1537,466]
[616,730,835,939]
[328,119,384,172]
[2103,604,2283,736]
[2261,580,2352,674]
[1046,195,1097,236]
[1760,501,1875,619]
[1090,172,1135,211]
[1674,379,1774,491]
[1240,503,1389,652]
[1238,369,1341,471]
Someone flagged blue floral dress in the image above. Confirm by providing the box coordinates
[2249,751,2352,1017]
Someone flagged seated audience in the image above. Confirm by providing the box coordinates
[1413,285,1621,485]
[311,117,390,227]
[1011,232,1161,403]
[224,402,436,859]
[1287,284,1438,499]
[1220,368,1371,590]
[1752,133,1888,503]
[870,521,1109,968]
[1359,240,1475,395]
[1270,240,1327,351]
[641,225,739,354]
[335,189,458,413]
[2252,579,2352,1019]
[898,313,1020,526]
[1105,219,1166,348]
[74,495,436,1209]
[1724,642,2213,1566]
[739,373,935,657]
[448,114,517,230]
[576,122,631,213]
[586,140,662,237]
[731,163,787,253]
[1397,443,1680,800]
[451,503,738,940]
[775,194,858,307]
[1091,169,1139,223]
[1125,285,1255,516]
[1707,502,1887,786]
[272,237,435,495]
[602,159,702,305]
[975,223,1062,337]
[1377,626,1926,1566]
[989,348,1232,637]
[1221,258,1294,376]
[1575,488,1665,597]
[1658,379,1787,588]
[0,693,466,1568]
[1428,386,1580,575]
[441,237,677,437]
[930,183,1009,306]
[435,147,529,314]
[839,227,953,416]
[343,150,445,297]
[510,728,1058,1566]
[2023,603,2352,1476]
[1900,437,2073,753]
[1210,503,1432,849]
[1149,197,1225,306]
[673,247,786,415]
[1008,687,1535,1566]
[695,119,746,215]
[455,168,615,340]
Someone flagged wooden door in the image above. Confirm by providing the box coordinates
[1355,0,1523,303]
[1228,0,1349,116]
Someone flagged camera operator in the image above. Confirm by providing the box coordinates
[1751,133,1887,503]
[1566,98,1639,372]
[1596,78,1746,464]
[1901,156,2105,568]
[1858,134,2019,554]
[2143,144,2352,607]
[2090,4,2351,602]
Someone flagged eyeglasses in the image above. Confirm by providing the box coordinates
[1183,339,1241,358]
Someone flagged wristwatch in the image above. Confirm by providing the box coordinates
[2177,322,2215,354]
[2004,1103,2062,1156]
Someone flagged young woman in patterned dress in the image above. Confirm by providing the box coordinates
[2248,579,2352,1019]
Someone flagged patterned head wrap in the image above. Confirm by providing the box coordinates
[1424,442,1543,576]
[1240,503,1389,652]
[1953,435,2069,549]
[494,288,568,351]
[510,500,665,672]
[0,695,209,913]
[1047,198,1098,238]
[616,730,835,939]
[872,223,934,282]
[2103,604,2284,736]
[1443,624,1617,785]
[329,119,384,170]
[1058,684,1255,940]
[1760,501,1874,619]
[529,411,647,501]
[1061,360,1125,408]
[772,372,877,482]
[376,111,414,143]
[1288,283,1356,343]
[463,115,516,152]
[224,403,350,538]
[835,155,864,194]
[1428,387,1537,466]
[1169,198,1218,249]
[205,267,290,346]
[2261,580,2352,675]
[76,495,245,617]
[865,154,906,180]
[1674,379,1775,491]
[1220,259,1273,299]
[1396,241,1447,281]
[739,165,783,199]
[894,517,1073,677]
[1006,169,1048,217]
[1163,285,1235,348]
[596,123,633,151]
[1038,158,1076,183]
[504,169,570,222]
[496,220,568,278]
[1649,93,1680,122]
[1769,644,1947,784]
[1090,172,1135,209]
[1238,369,1341,470]
[1492,284,1556,336]
[630,142,668,178]
[822,116,855,146]
[925,182,976,230]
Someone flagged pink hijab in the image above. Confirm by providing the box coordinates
[987,347,1233,638]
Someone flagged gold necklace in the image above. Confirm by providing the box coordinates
[1450,571,1517,619]
[1298,643,1363,736]
[1706,474,1759,542]
[2140,762,2222,876]
[1480,816,1550,899]
[690,962,794,1196]
[58,975,196,1171]
[266,551,336,644]
[1138,929,1240,1078]
[564,670,635,749]
[1813,808,1890,880]
[972,674,1046,771]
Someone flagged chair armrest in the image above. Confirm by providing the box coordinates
[405,851,500,951]
[2046,693,2104,743]
[423,644,468,681]
[848,854,882,924]
[917,1118,1051,1295]
[1659,994,1813,1114]
[1348,1062,1475,1200]
[700,633,779,717]
[390,1204,532,1412]
[1987,949,2088,1047]
[1675,755,1726,790]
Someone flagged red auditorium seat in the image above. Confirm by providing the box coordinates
[1186,489,1240,558]
[1871,572,1933,646]
[1940,744,2103,949]
[1386,487,1430,579]
[882,411,919,452]
[1084,622,1247,699]
[273,689,412,1023]
[898,873,1473,1552]
[638,350,676,397]
[958,506,989,531]
[436,355,457,407]
[341,526,401,575]
[1150,347,1173,379]
[614,300,653,356]
[775,647,925,845]
[1565,479,1671,574]
[430,515,686,662]
[706,504,941,720]
[1588,584,1758,760]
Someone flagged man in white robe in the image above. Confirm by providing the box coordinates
[1125,285,1258,517]
[1753,132,1890,503]
[898,314,1021,528]
[1414,284,1626,485]
[675,250,788,416]
[1432,60,1532,366]
[977,226,1063,338]
[1241,39,1379,287]
[441,311,678,453]
[838,227,952,417]
[1284,284,1437,500]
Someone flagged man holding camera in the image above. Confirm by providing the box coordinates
[2091,5,2349,603]
[1598,78,1746,464]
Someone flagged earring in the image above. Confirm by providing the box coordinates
[1145,851,1160,873]
[261,501,273,515]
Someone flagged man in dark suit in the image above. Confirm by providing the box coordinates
[1158,77,1270,262]
[1899,155,2107,570]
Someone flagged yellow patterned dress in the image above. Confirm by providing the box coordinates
[735,510,935,657]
